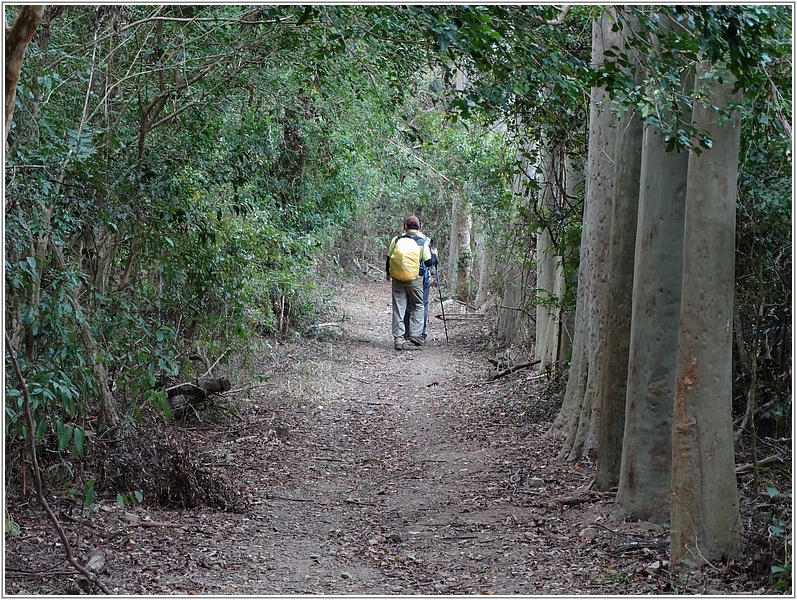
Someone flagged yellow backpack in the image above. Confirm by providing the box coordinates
[389,234,424,281]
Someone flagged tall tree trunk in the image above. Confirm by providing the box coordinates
[447,191,462,297]
[4,5,44,150]
[593,80,643,491]
[456,204,473,300]
[473,222,493,309]
[497,139,536,344]
[552,10,619,461]
[670,63,743,571]
[555,155,581,364]
[615,127,689,521]
[615,16,693,522]
[534,139,562,369]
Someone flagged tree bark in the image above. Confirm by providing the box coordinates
[447,191,462,297]
[455,205,473,300]
[669,62,743,571]
[497,138,536,345]
[553,10,619,461]
[615,15,692,523]
[472,222,493,309]
[593,69,643,490]
[534,138,564,370]
[4,5,44,150]
[555,155,580,364]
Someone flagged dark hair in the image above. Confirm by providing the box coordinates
[405,215,420,229]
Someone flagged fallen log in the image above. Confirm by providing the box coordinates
[167,377,231,411]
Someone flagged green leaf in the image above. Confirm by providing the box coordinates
[84,480,95,507]
[5,514,20,536]
[73,427,84,455]
[57,424,73,452]
[35,419,48,442]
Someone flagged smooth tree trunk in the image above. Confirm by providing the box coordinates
[456,206,473,300]
[555,155,580,364]
[670,63,743,571]
[593,97,643,491]
[447,191,462,297]
[592,10,646,490]
[615,16,693,522]
[553,10,620,461]
[497,139,536,344]
[473,223,493,309]
[534,140,568,370]
[615,122,689,521]
[4,5,44,150]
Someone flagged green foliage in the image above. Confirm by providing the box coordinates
[117,490,144,508]
[761,484,793,593]
[83,479,95,507]
[594,6,792,153]
[5,513,21,536]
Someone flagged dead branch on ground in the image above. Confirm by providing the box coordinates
[488,359,542,381]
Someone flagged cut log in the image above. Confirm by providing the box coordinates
[76,549,105,592]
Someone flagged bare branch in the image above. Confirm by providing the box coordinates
[545,5,571,26]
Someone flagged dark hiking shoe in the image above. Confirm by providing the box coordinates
[409,337,424,347]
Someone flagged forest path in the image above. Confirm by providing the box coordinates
[217,280,567,595]
[7,281,683,595]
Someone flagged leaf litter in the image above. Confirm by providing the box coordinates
[3,281,781,595]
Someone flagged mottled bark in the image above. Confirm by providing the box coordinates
[497,139,536,344]
[592,11,645,491]
[534,141,562,369]
[670,62,743,571]
[447,192,461,297]
[615,15,693,522]
[553,10,620,461]
[593,103,643,491]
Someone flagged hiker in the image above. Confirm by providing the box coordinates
[402,218,435,342]
[386,215,438,350]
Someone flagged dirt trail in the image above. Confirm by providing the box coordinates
[5,281,763,595]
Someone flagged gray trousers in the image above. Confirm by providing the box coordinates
[392,280,424,341]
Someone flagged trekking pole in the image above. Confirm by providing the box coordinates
[435,266,450,344]
[430,239,450,345]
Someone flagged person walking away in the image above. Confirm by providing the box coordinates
[402,219,435,342]
[386,215,438,350]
